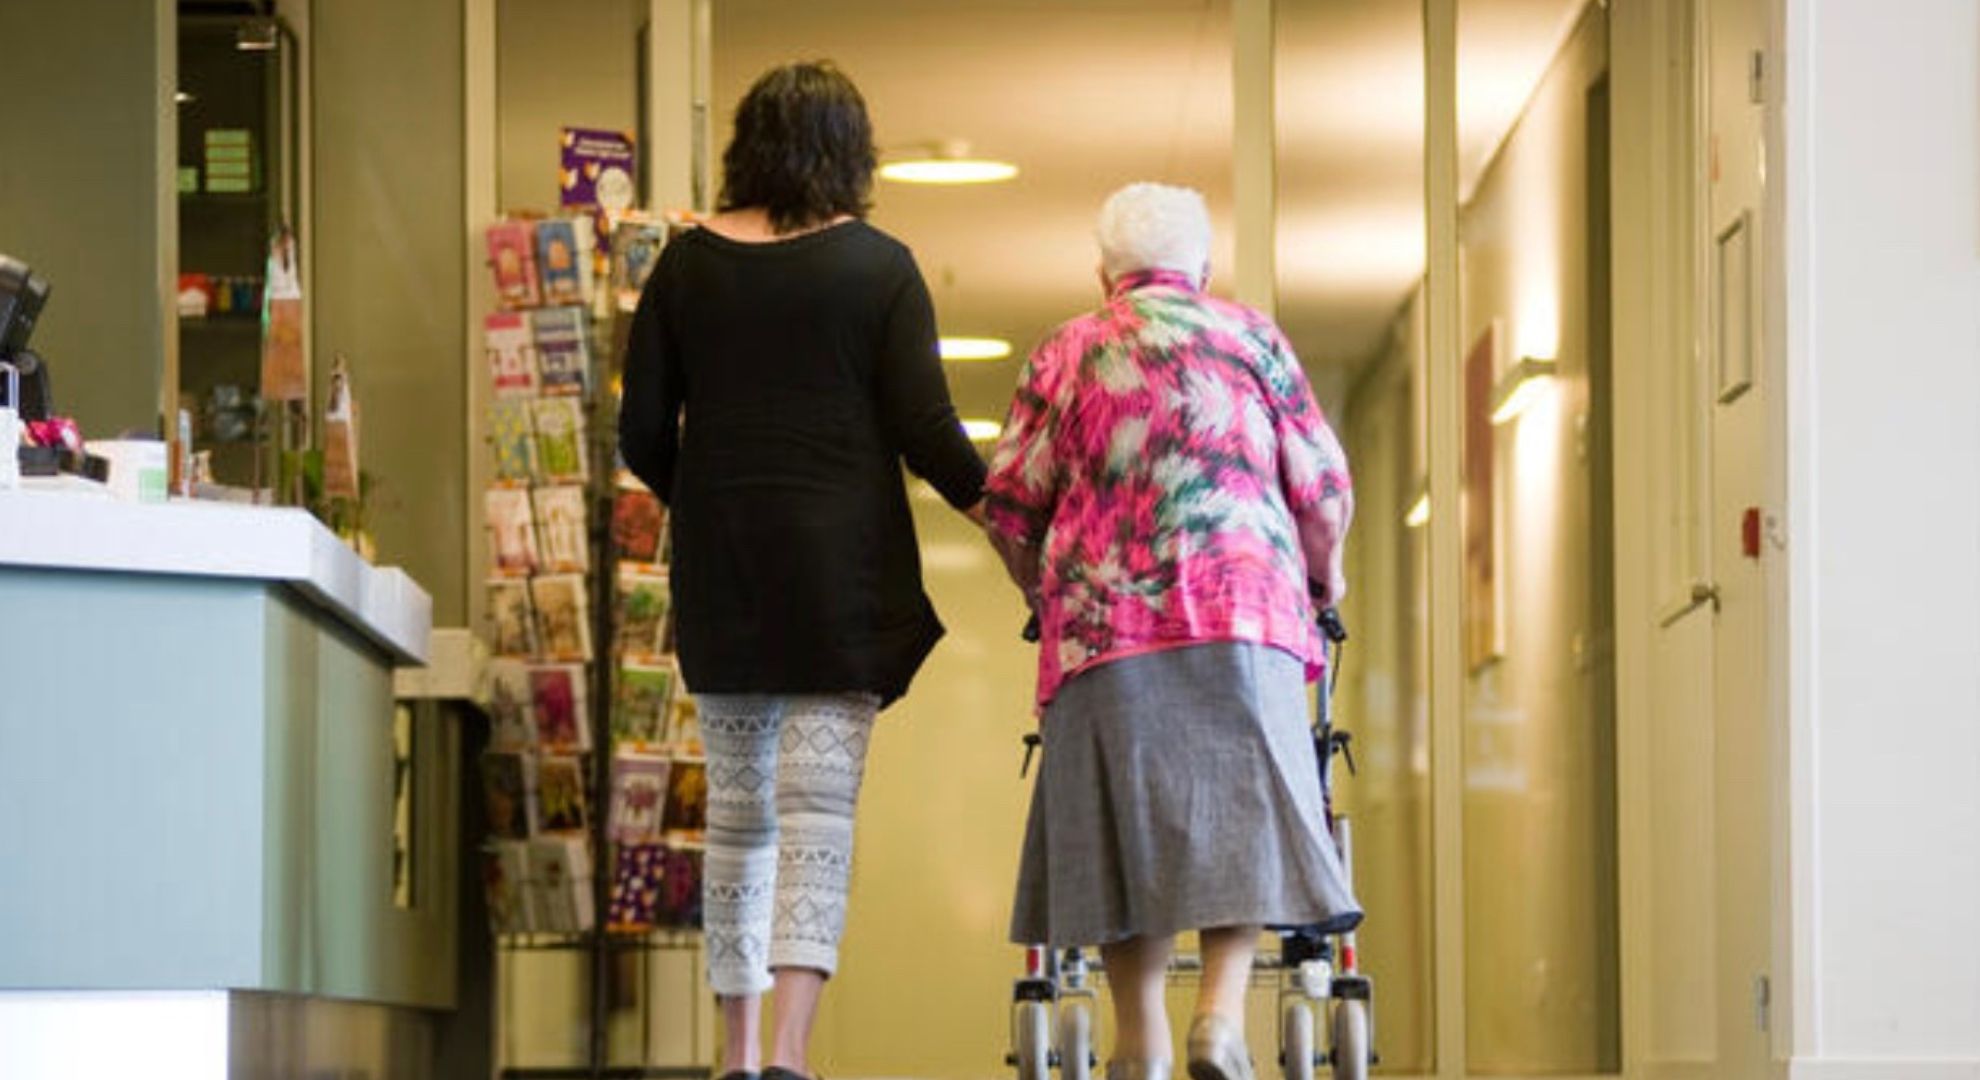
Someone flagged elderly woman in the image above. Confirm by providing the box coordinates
[619,61,985,1080]
[985,183,1360,1080]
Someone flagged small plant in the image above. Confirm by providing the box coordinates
[279,446,381,558]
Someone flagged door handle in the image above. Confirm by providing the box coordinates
[1658,581,1721,628]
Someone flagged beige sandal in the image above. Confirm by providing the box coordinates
[1185,1014,1254,1080]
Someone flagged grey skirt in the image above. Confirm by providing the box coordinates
[1009,642,1363,947]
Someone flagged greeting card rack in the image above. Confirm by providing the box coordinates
[476,211,713,1080]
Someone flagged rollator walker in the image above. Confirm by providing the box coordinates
[1007,606,1374,1080]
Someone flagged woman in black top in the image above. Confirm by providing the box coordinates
[618,62,985,1080]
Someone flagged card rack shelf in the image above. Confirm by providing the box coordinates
[479,214,711,1080]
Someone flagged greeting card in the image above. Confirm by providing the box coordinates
[489,398,537,484]
[668,693,704,757]
[609,219,666,310]
[534,753,589,835]
[612,661,676,747]
[530,574,592,662]
[661,758,707,838]
[610,485,665,564]
[535,218,584,306]
[485,658,536,748]
[528,835,595,934]
[486,841,535,934]
[608,842,665,931]
[608,751,672,845]
[532,305,590,397]
[533,484,590,574]
[486,487,539,576]
[528,663,591,750]
[655,845,702,929]
[531,397,589,484]
[486,578,537,658]
[485,311,537,396]
[486,220,542,309]
[481,750,531,840]
[614,568,671,660]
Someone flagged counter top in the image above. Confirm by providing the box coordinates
[0,488,431,664]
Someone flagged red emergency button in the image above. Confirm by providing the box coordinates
[1742,507,1763,560]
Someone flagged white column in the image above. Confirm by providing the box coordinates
[1232,0,1275,315]
[646,0,701,214]
[1782,0,1980,1072]
[462,0,496,633]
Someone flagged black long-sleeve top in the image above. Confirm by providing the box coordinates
[617,220,986,706]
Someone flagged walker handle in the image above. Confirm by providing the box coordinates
[1318,607,1348,645]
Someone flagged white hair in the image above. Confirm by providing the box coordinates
[1095,182,1212,283]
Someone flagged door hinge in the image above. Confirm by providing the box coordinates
[1749,50,1767,105]
[1753,974,1772,1032]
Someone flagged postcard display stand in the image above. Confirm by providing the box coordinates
[478,214,709,1078]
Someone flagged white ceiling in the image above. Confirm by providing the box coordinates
[711,0,1588,421]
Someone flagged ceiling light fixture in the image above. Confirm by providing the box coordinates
[1490,355,1558,425]
[939,336,1013,362]
[961,419,1003,443]
[879,140,1017,185]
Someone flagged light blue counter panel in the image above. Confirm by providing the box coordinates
[0,569,457,1010]
[260,591,460,1008]
[0,567,268,989]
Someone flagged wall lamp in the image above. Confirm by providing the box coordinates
[1404,483,1430,529]
[1490,355,1558,425]
[235,17,280,52]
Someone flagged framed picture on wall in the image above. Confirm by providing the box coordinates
[1463,321,1506,670]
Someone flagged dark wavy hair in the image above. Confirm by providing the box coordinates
[718,62,876,234]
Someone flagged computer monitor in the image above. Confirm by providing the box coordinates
[0,256,54,420]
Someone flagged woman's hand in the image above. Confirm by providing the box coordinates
[962,498,989,529]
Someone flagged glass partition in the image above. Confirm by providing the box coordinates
[1276,1,1435,1071]
[1456,1,1620,1071]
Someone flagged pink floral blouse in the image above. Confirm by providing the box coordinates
[985,269,1352,709]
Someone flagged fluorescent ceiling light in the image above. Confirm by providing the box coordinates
[879,159,1018,185]
[939,336,1012,362]
[1405,489,1430,529]
[1490,355,1557,425]
[961,419,1003,442]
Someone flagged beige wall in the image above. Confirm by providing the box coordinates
[495,0,646,213]
[0,0,175,438]
[312,0,468,623]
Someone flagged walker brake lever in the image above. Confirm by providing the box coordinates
[1329,730,1358,776]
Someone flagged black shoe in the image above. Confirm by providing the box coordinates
[762,1068,814,1080]
[718,1071,759,1080]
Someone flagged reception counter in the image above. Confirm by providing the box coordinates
[0,489,461,1076]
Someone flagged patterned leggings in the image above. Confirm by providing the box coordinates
[697,692,879,997]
